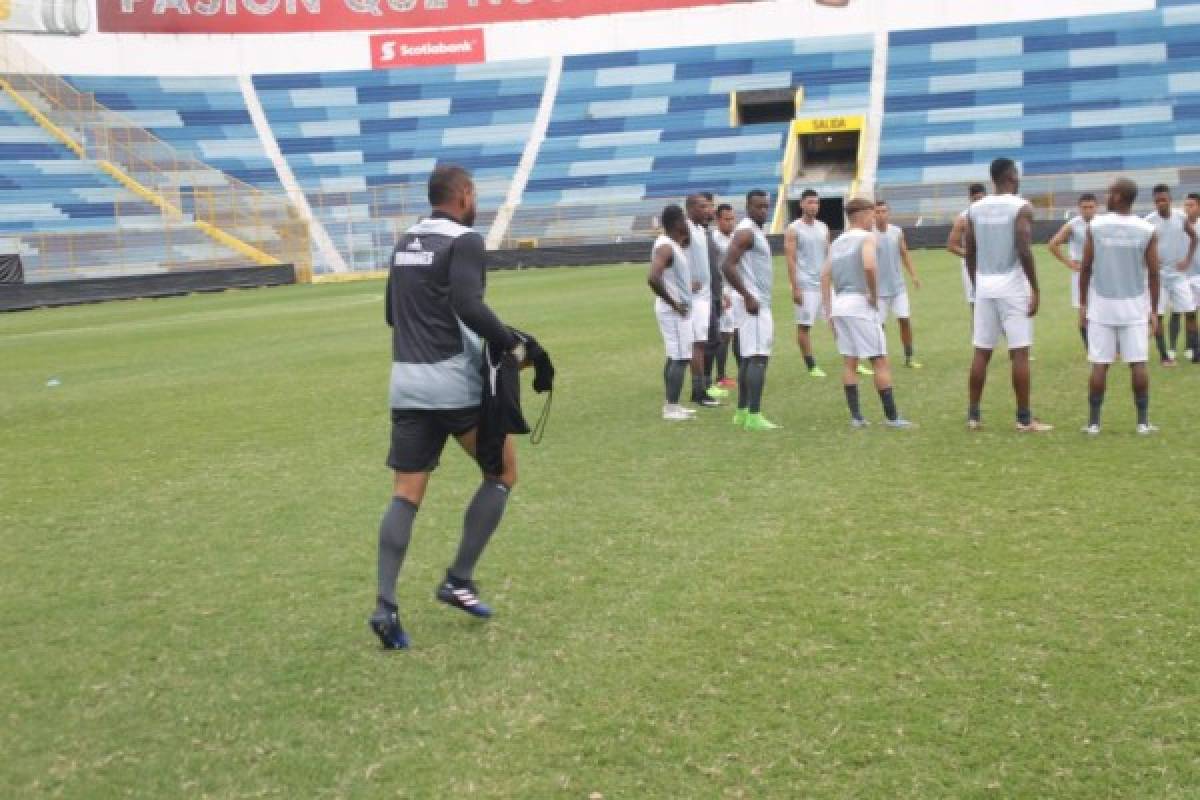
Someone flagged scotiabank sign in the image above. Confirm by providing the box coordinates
[371,28,484,68]
[99,0,739,34]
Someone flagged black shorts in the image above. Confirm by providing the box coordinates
[387,407,481,473]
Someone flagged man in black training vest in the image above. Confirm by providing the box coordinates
[370,165,521,650]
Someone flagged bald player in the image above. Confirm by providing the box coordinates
[1079,178,1160,434]
[965,158,1052,433]
[785,189,831,377]
[722,189,780,431]
[823,197,913,429]
[947,183,987,309]
[1047,192,1098,348]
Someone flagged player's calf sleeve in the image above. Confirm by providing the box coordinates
[1088,392,1105,427]
[746,356,768,413]
[1134,393,1149,426]
[1155,321,1169,359]
[1169,313,1182,349]
[377,497,418,611]
[691,374,707,401]
[844,384,862,420]
[666,359,687,403]
[716,338,730,378]
[878,387,898,421]
[450,480,511,582]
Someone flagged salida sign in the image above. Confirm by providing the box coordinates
[370,28,484,68]
[99,0,742,34]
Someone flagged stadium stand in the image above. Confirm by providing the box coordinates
[252,60,550,270]
[505,35,873,246]
[877,2,1200,222]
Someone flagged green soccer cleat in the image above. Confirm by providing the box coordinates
[706,385,730,400]
[856,364,874,376]
[743,412,781,431]
[732,408,748,427]
[807,365,827,378]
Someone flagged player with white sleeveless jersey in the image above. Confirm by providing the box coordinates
[785,189,831,377]
[1184,192,1200,363]
[1145,184,1198,366]
[711,202,739,387]
[823,197,912,429]
[683,193,724,407]
[1048,192,1098,348]
[647,204,696,421]
[1079,178,1160,434]
[948,183,987,307]
[964,158,1051,433]
[721,190,779,432]
[873,200,922,368]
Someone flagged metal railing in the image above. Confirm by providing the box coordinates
[0,34,311,280]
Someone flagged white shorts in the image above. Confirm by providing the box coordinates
[1159,277,1196,314]
[877,292,910,322]
[1088,319,1149,364]
[833,315,887,359]
[973,295,1033,350]
[655,300,694,361]
[1070,272,1081,309]
[961,262,974,304]
[793,289,827,326]
[688,295,711,343]
[733,295,774,357]
[1191,276,1200,307]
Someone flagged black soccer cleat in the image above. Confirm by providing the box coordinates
[368,609,410,650]
[436,572,494,618]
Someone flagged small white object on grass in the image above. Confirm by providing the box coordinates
[46,378,61,388]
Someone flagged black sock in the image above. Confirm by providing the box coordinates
[450,480,511,581]
[1155,320,1169,360]
[1189,330,1200,360]
[903,344,914,361]
[1169,313,1182,352]
[691,374,706,402]
[1080,326,1089,347]
[716,337,730,378]
[1016,407,1032,426]
[968,405,981,422]
[1135,392,1149,426]
[376,497,418,613]
[844,384,862,420]
[746,356,768,413]
[878,386,898,421]
[1088,391,1104,427]
[737,359,748,410]
[703,349,716,383]
[803,354,815,370]
[665,359,687,404]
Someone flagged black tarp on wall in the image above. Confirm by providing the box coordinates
[0,254,23,284]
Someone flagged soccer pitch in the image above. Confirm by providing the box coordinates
[3,247,1199,798]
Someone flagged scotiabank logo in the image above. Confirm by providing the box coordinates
[371,29,486,69]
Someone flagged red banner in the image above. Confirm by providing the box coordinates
[98,0,741,35]
[371,28,485,68]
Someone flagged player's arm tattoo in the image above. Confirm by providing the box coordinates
[721,230,755,299]
[1016,205,1038,292]
[1146,234,1161,317]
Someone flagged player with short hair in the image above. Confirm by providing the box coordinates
[823,197,913,429]
[370,164,522,650]
[722,189,779,431]
[785,188,831,377]
[965,158,1052,432]
[947,183,988,308]
[684,193,724,407]
[1079,178,1160,434]
[1184,192,1200,363]
[711,202,739,387]
[873,200,923,368]
[647,204,696,421]
[1047,192,1098,348]
[1145,184,1198,366]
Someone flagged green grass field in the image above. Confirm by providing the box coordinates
[3,247,1199,798]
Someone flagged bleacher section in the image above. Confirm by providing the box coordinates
[506,36,873,246]
[252,60,549,270]
[66,75,281,190]
[878,3,1200,222]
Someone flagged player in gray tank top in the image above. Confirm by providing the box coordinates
[1184,192,1200,363]
[1079,177,1161,433]
[1145,185,1198,365]
[721,189,779,431]
[785,189,831,377]
[874,200,923,368]
[965,157,1051,433]
[1048,192,1098,349]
